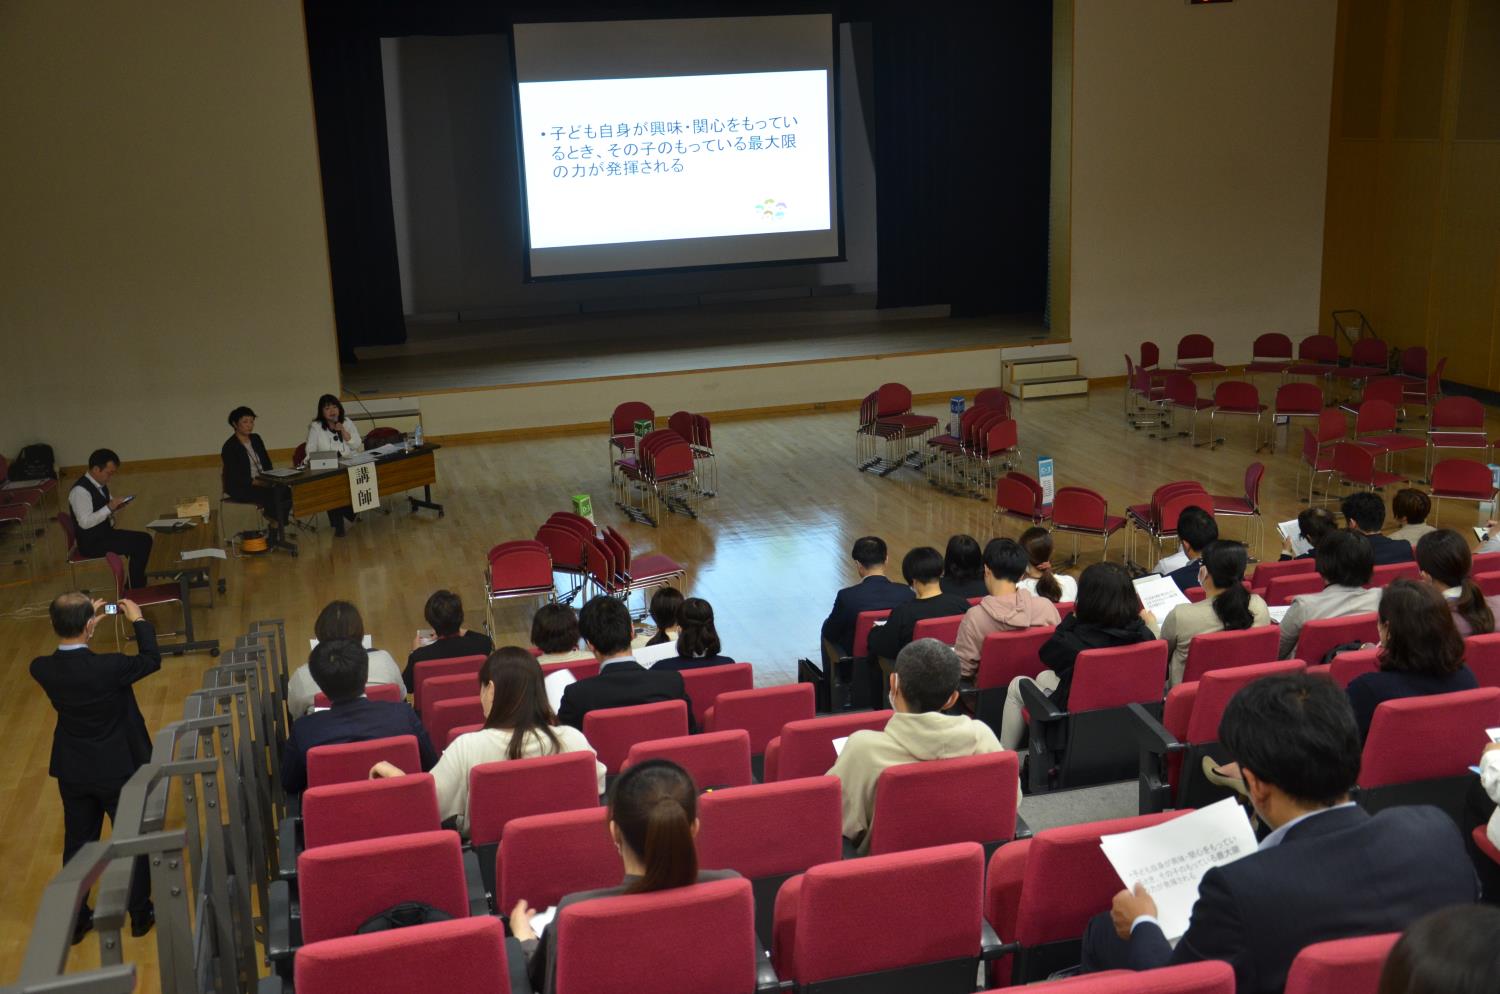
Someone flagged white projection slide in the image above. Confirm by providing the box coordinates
[518,70,831,251]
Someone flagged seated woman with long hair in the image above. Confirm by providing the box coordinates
[1414,529,1499,636]
[1016,526,1077,603]
[1346,578,1477,741]
[638,586,685,647]
[939,534,987,600]
[510,760,738,993]
[652,597,736,671]
[1146,541,1271,686]
[370,647,605,832]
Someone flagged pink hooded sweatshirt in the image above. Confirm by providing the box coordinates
[953,588,1061,679]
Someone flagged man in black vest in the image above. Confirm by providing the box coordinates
[30,592,158,942]
[68,448,153,589]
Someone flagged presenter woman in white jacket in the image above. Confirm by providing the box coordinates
[306,394,362,537]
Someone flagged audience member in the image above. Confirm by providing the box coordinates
[1016,526,1078,602]
[557,596,695,731]
[828,639,1005,853]
[510,760,737,993]
[1342,491,1415,565]
[69,448,153,589]
[531,603,595,665]
[1479,740,1500,852]
[638,586,685,647]
[1346,579,1476,741]
[280,639,437,795]
[867,546,971,663]
[652,597,736,671]
[1081,672,1478,994]
[287,600,406,717]
[371,647,605,832]
[402,589,494,692]
[819,536,915,662]
[1279,506,1338,561]
[1277,531,1383,659]
[1160,506,1219,592]
[1388,488,1436,548]
[30,593,157,942]
[1149,541,1270,686]
[1415,529,1499,636]
[1476,519,1500,555]
[1378,905,1500,994]
[954,538,1061,681]
[998,562,1153,749]
[939,534,988,600]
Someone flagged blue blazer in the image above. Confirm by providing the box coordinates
[820,576,915,657]
[280,697,438,795]
[1125,804,1477,994]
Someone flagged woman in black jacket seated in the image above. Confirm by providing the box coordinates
[219,406,289,528]
[652,597,736,671]
[510,760,737,993]
[998,561,1154,749]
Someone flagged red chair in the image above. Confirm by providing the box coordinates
[1051,487,1126,565]
[466,752,602,902]
[1358,687,1500,820]
[1245,332,1294,377]
[614,429,699,526]
[1288,333,1339,381]
[427,697,486,751]
[1283,932,1400,994]
[411,654,487,714]
[1476,572,1500,600]
[763,710,894,782]
[297,831,472,944]
[1430,459,1495,523]
[911,614,964,646]
[867,751,1021,855]
[311,682,404,709]
[1332,337,1389,383]
[1249,556,1317,595]
[1297,426,1339,505]
[302,773,441,850]
[926,405,991,491]
[1022,640,1169,793]
[1179,624,1282,684]
[1327,647,1380,687]
[623,729,753,788]
[292,917,512,994]
[875,381,941,469]
[607,401,654,465]
[582,700,690,775]
[1125,481,1206,566]
[1124,353,1172,430]
[1405,358,1446,415]
[1208,381,1266,449]
[1465,632,1500,687]
[361,426,403,449]
[483,540,553,634]
[972,627,1054,736]
[774,842,988,992]
[1162,373,1214,446]
[446,724,483,748]
[698,775,843,946]
[1472,824,1500,874]
[103,551,182,648]
[1147,490,1216,568]
[306,735,421,789]
[555,879,757,994]
[983,962,1234,994]
[975,387,1010,413]
[1270,382,1327,455]
[1294,612,1379,665]
[1262,570,1326,607]
[1351,399,1426,472]
[418,673,480,726]
[985,811,1186,986]
[1368,561,1420,588]
[677,662,754,729]
[1140,341,1161,370]
[1175,334,1227,377]
[1331,441,1407,492]
[1210,462,1265,552]
[1474,550,1500,572]
[1427,396,1489,477]
[1337,376,1404,418]
[1397,345,1429,382]
[994,471,1052,532]
[705,684,816,777]
[495,806,618,916]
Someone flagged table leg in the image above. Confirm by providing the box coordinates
[409,484,445,518]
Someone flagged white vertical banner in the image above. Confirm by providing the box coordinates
[348,462,381,512]
[1038,456,1055,506]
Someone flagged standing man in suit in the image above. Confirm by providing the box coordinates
[820,535,916,661]
[557,596,695,732]
[68,448,153,590]
[30,592,159,943]
[1342,491,1415,565]
[1081,672,1477,994]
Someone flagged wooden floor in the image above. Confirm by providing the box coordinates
[0,379,1486,984]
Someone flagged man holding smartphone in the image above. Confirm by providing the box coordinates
[30,592,159,942]
[68,448,153,589]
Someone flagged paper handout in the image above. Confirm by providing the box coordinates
[1099,797,1258,942]
[1267,605,1291,624]
[1154,550,1189,576]
[635,639,680,666]
[180,548,228,561]
[1278,519,1312,557]
[1134,573,1191,620]
[831,736,850,757]
[544,669,577,713]
[309,635,374,650]
[261,468,302,479]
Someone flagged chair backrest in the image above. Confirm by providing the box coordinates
[678,663,755,729]
[1212,380,1259,410]
[1328,647,1381,688]
[974,387,1010,414]
[427,697,486,752]
[851,609,891,658]
[995,471,1044,517]
[1431,458,1495,499]
[1349,337,1387,367]
[447,724,484,748]
[1162,371,1199,405]
[706,683,816,755]
[419,673,482,726]
[535,523,588,572]
[1284,932,1400,994]
[1294,612,1379,666]
[976,627,1054,690]
[298,830,468,944]
[1465,632,1500,688]
[1252,332,1293,362]
[293,917,512,994]
[1069,641,1169,712]
[466,751,602,848]
[1180,625,1282,684]
[1250,556,1317,592]
[556,878,756,994]
[1368,561,1420,587]
[1354,397,1398,435]
[1031,962,1236,994]
[1361,687,1500,788]
[1474,551,1500,573]
[1298,333,1337,362]
[766,710,895,782]
[911,613,965,646]
[1052,486,1110,531]
[1176,333,1215,363]
[1478,571,1500,598]
[1317,407,1346,445]
[1359,377,1405,409]
[1274,381,1323,415]
[1431,395,1485,432]
[55,511,80,553]
[666,410,694,441]
[1184,660,1307,744]
[411,655,487,713]
[875,382,914,418]
[623,729,753,788]
[293,442,308,467]
[867,752,1020,855]
[1240,461,1265,509]
[1140,341,1160,368]
[302,772,441,850]
[497,807,618,914]
[1156,491,1215,534]
[103,551,128,598]
[1400,346,1429,378]
[306,735,421,789]
[610,401,654,436]
[312,681,406,709]
[539,657,602,681]
[698,776,843,879]
[778,842,982,985]
[1263,571,1327,607]
[485,542,553,594]
[583,699,690,774]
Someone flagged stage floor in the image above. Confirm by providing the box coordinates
[343,294,1056,397]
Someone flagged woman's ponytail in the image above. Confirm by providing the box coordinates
[1020,527,1064,602]
[1204,541,1255,631]
[610,760,699,895]
[1455,578,1496,636]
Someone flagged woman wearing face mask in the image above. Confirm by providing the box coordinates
[1143,540,1270,686]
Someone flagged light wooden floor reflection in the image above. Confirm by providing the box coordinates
[0,381,1482,982]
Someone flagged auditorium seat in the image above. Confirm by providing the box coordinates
[1326,647,1380,687]
[704,683,815,778]
[467,751,602,901]
[1293,612,1378,666]
[446,723,483,748]
[427,696,486,752]
[1464,633,1500,688]
[306,735,420,790]
[539,656,601,682]
[1248,555,1317,596]
[288,917,515,994]
[823,609,890,710]
[1356,687,1500,821]
[303,772,440,851]
[1368,561,1420,588]
[583,699,690,775]
[623,729,753,789]
[677,662,754,728]
[867,752,1021,856]
[1261,570,1327,607]
[312,682,405,708]
[411,654,486,713]
[496,807,619,919]
[1283,932,1400,994]
[418,673,479,727]
[1178,624,1281,684]
[697,776,843,946]
[763,710,894,782]
[971,627,1052,739]
[910,613,965,646]
[980,961,1235,994]
[774,842,993,993]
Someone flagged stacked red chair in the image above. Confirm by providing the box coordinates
[483,540,554,634]
[858,382,939,477]
[607,401,654,483]
[613,428,698,526]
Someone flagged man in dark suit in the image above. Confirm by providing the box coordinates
[557,596,695,732]
[819,535,916,660]
[30,592,159,943]
[280,639,438,795]
[1342,491,1415,565]
[1162,507,1219,592]
[1081,672,1477,994]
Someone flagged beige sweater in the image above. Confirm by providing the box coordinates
[1151,594,1273,686]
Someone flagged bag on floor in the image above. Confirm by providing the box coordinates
[10,443,55,482]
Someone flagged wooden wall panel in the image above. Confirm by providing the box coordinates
[1434,144,1500,386]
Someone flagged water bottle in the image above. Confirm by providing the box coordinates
[414,423,424,448]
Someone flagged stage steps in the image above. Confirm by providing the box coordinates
[1003,355,1089,400]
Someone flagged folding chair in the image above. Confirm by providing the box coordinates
[287,917,514,994]
[994,471,1052,534]
[971,627,1053,740]
[1174,333,1227,378]
[1208,381,1266,449]
[583,699,690,775]
[467,751,602,900]
[1429,459,1495,523]
[678,662,754,729]
[305,735,421,790]
[763,710,894,782]
[1179,624,1282,684]
[1427,396,1489,478]
[623,729,753,789]
[104,551,183,648]
[1283,933,1400,994]
[483,540,554,635]
[1245,332,1293,379]
[867,752,1021,856]
[1210,462,1266,554]
[704,683,816,779]
[1356,687,1500,821]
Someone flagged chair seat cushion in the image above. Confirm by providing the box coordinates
[1217,404,1267,415]
[124,583,180,605]
[1330,365,1386,379]
[878,414,940,434]
[1212,497,1255,515]
[630,554,685,584]
[1178,362,1227,374]
[1173,399,1215,411]
[1430,432,1487,447]
[1245,360,1290,372]
[1359,434,1425,452]
[1057,515,1126,536]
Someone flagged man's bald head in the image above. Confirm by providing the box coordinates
[50,592,95,638]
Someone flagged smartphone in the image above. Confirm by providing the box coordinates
[416,628,436,646]
[104,603,119,615]
[117,495,136,506]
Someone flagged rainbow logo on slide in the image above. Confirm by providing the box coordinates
[754,198,788,220]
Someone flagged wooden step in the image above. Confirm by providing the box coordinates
[1003,356,1080,383]
[1005,375,1090,400]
